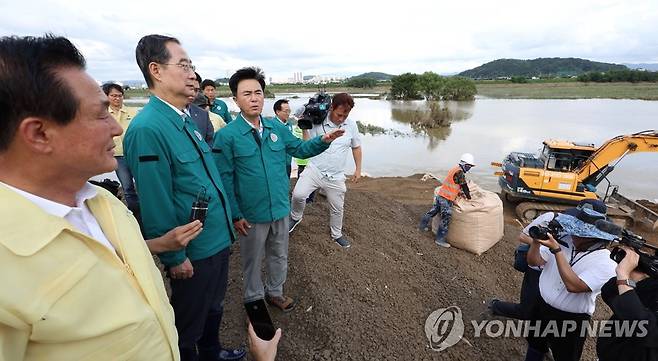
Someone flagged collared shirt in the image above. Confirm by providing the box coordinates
[0,183,179,361]
[274,116,294,133]
[109,106,138,156]
[538,236,617,315]
[1,181,115,251]
[307,115,361,180]
[242,113,264,137]
[156,95,186,118]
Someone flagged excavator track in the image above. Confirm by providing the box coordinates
[515,201,634,227]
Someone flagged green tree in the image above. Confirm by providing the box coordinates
[441,77,476,100]
[390,73,421,100]
[345,77,377,88]
[417,71,445,100]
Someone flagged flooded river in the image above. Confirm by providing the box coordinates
[126,95,658,200]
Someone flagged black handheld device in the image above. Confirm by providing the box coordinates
[244,299,276,341]
[190,187,209,223]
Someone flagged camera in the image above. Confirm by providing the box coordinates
[297,91,332,130]
[528,219,564,241]
[596,220,658,278]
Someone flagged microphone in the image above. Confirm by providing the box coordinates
[595,219,623,238]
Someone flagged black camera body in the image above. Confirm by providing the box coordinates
[528,219,564,241]
[298,91,332,130]
[598,220,658,278]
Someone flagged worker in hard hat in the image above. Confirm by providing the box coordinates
[418,153,475,248]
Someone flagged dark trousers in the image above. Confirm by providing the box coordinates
[527,296,591,361]
[492,268,541,319]
[169,249,230,361]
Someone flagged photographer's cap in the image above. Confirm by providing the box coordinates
[555,214,616,241]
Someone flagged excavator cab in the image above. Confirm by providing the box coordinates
[540,141,595,173]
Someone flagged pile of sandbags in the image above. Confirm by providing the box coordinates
[432,181,504,255]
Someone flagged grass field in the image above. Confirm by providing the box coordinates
[475,81,658,100]
[124,82,658,100]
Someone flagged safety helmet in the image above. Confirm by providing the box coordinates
[459,153,476,166]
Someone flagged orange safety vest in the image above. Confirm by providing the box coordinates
[436,165,463,201]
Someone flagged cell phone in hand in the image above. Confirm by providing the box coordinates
[244,299,276,341]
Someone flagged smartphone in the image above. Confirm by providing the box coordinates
[244,299,276,341]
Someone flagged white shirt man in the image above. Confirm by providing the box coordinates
[289,93,363,248]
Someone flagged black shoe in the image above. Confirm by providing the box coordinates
[288,216,302,233]
[218,347,246,361]
[333,236,351,248]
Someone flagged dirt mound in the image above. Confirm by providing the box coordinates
[218,175,611,360]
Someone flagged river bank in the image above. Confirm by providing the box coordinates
[211,175,656,360]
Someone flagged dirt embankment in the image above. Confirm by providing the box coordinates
[216,175,655,360]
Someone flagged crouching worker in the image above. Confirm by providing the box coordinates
[418,153,475,248]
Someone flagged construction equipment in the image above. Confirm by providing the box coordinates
[493,130,658,225]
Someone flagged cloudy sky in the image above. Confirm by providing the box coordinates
[1,0,657,83]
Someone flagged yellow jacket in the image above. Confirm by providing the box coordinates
[110,106,139,156]
[0,184,179,361]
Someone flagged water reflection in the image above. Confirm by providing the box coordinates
[389,100,474,149]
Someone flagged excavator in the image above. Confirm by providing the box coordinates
[493,130,658,225]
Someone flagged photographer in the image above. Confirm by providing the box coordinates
[597,246,658,361]
[525,212,618,361]
[490,200,609,320]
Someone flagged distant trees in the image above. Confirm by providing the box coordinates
[345,77,377,88]
[577,69,658,83]
[390,71,476,100]
[510,76,528,83]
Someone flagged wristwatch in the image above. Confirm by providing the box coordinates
[550,247,561,254]
[616,279,637,288]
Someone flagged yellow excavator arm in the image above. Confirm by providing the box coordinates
[576,130,658,186]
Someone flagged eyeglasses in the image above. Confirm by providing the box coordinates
[159,62,196,73]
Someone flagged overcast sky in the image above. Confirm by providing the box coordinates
[1,0,657,82]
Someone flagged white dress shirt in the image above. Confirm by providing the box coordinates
[1,181,116,251]
[307,116,361,180]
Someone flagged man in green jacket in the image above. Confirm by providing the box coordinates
[272,98,293,177]
[213,67,343,311]
[202,79,233,124]
[124,34,244,361]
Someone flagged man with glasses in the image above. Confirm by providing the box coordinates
[272,99,293,177]
[102,82,140,217]
[124,34,245,361]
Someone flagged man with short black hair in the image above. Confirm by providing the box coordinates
[125,34,244,361]
[202,78,233,124]
[289,93,363,248]
[272,98,293,177]
[213,67,343,312]
[102,82,140,216]
[0,34,178,360]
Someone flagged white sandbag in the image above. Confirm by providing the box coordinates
[432,181,504,255]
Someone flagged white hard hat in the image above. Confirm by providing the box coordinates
[460,153,476,166]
